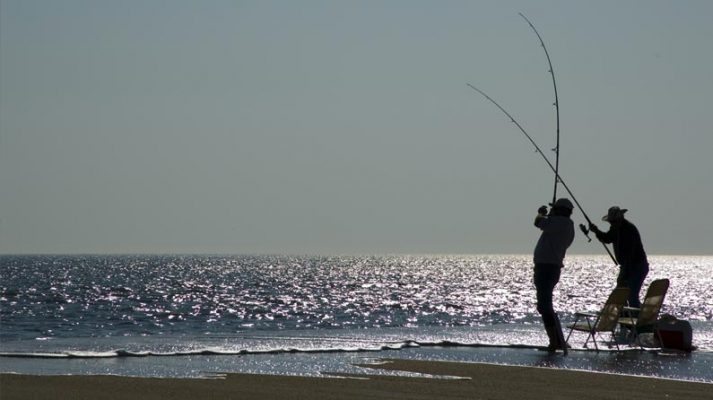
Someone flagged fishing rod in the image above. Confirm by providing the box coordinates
[467,83,618,266]
[518,13,560,207]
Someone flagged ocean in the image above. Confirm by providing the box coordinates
[1,254,712,381]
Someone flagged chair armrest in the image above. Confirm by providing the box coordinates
[622,306,640,318]
[574,312,598,318]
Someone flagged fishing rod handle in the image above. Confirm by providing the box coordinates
[578,223,592,242]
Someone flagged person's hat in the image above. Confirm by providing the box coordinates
[603,206,627,221]
[550,198,574,210]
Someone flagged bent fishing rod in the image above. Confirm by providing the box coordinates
[467,83,617,266]
[519,13,560,207]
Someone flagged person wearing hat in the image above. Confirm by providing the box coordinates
[533,197,575,353]
[589,206,649,308]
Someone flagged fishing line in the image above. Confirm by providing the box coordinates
[467,83,617,266]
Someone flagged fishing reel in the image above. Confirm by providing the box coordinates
[579,223,592,242]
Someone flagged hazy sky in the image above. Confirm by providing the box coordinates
[1,0,711,255]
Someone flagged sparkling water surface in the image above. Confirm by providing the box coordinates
[1,254,712,380]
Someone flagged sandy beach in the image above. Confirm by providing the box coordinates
[2,359,711,400]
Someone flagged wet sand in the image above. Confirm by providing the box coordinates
[1,359,711,400]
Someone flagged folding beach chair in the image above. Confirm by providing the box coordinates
[617,278,670,347]
[564,287,629,351]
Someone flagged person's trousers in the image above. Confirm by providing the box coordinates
[616,263,649,308]
[534,263,563,346]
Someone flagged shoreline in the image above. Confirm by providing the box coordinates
[2,359,711,400]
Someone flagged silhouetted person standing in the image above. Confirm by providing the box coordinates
[589,206,649,308]
[533,198,575,353]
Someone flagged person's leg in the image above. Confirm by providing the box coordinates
[627,263,649,308]
[616,266,628,288]
[552,316,568,354]
[534,264,562,349]
[534,265,557,326]
[616,265,640,307]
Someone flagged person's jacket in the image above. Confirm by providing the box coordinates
[594,219,648,266]
[533,215,574,266]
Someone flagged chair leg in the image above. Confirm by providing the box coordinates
[655,327,664,350]
[565,315,581,347]
[610,331,620,351]
[591,332,599,352]
[583,331,599,351]
[632,326,643,349]
[619,324,635,347]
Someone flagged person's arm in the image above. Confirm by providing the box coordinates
[534,205,548,228]
[589,223,614,244]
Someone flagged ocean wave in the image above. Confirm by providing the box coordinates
[0,339,647,359]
